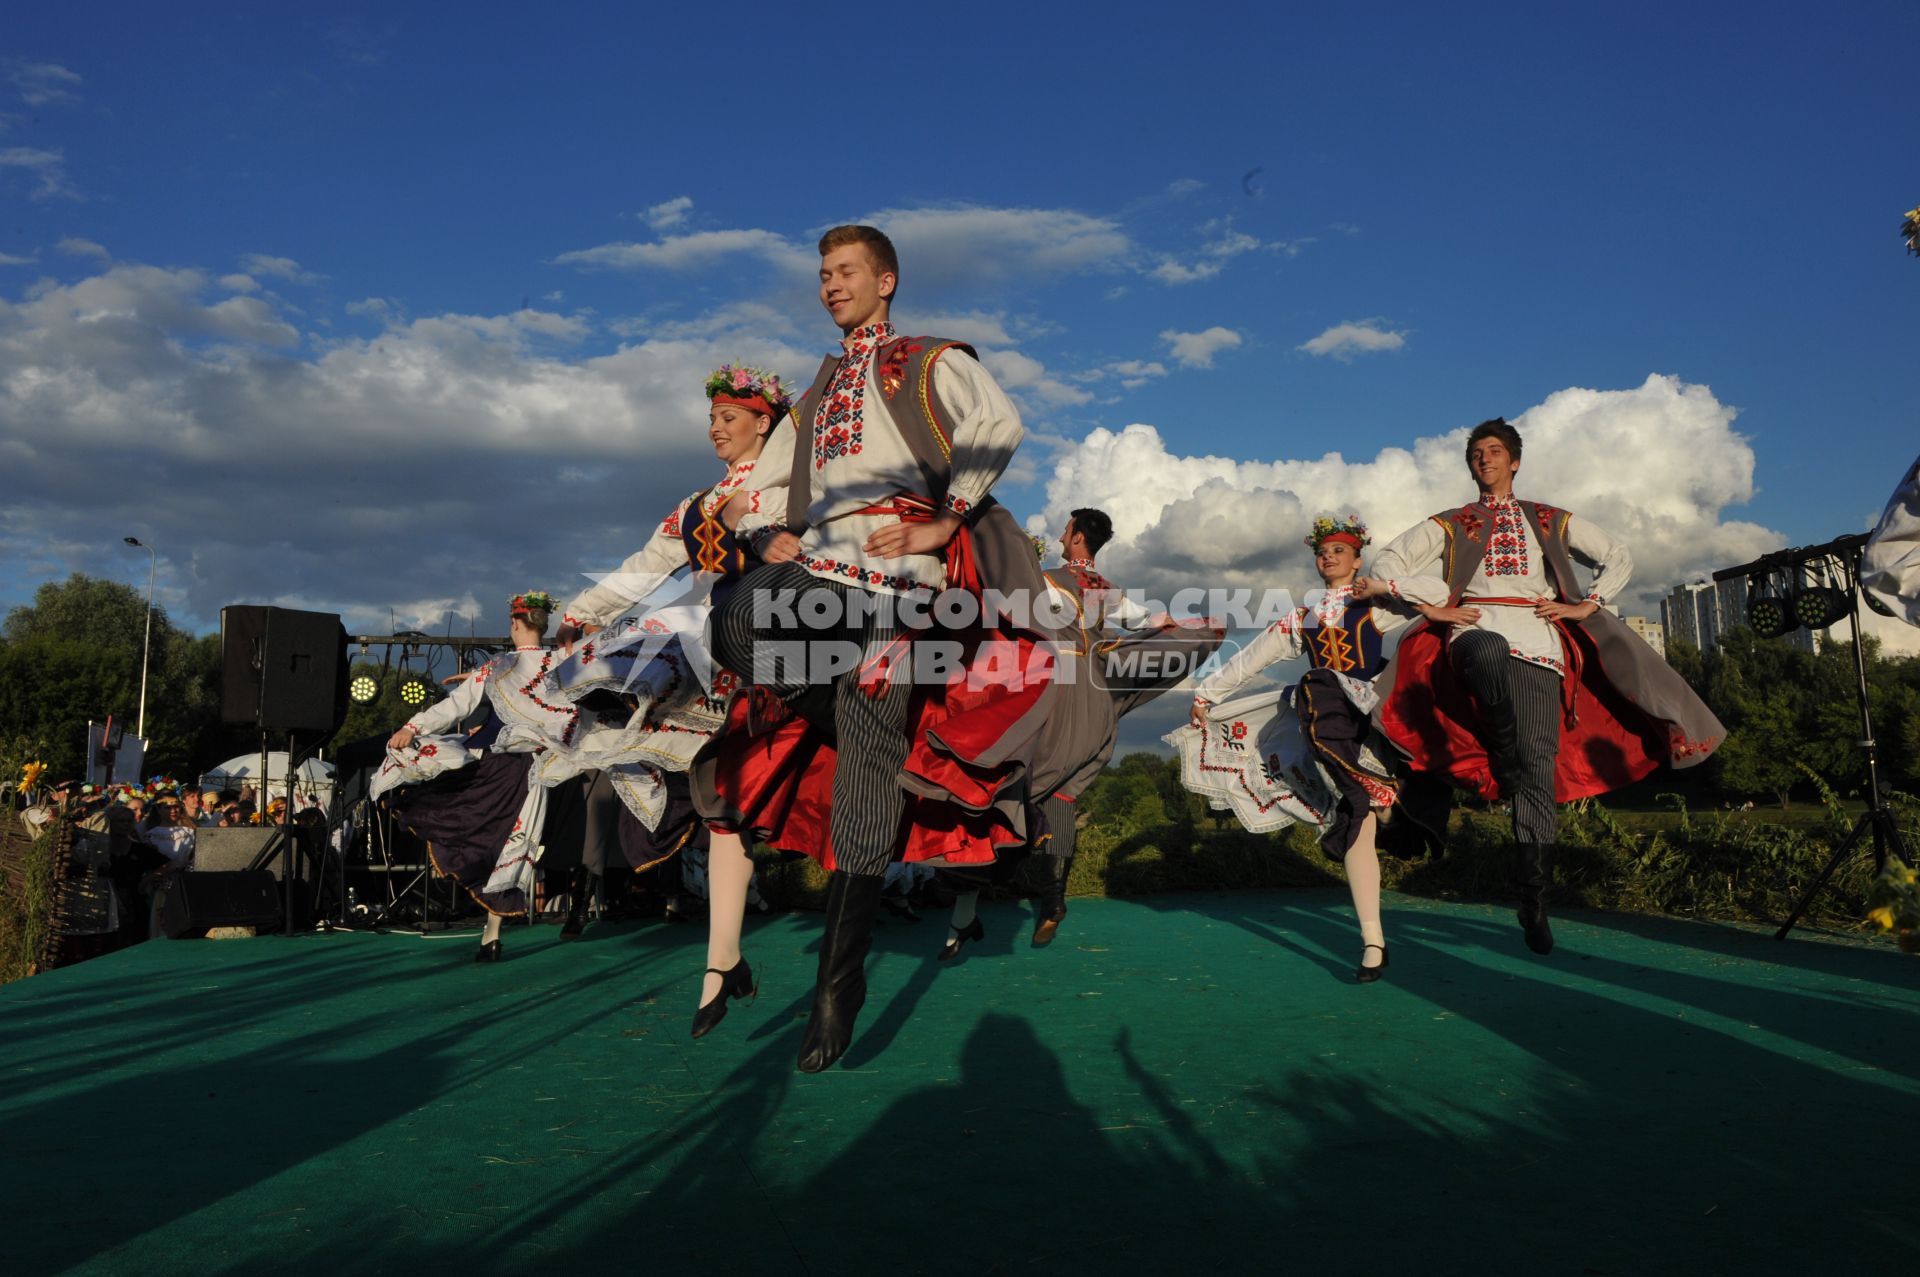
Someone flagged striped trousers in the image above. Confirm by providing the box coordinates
[1450,629,1561,844]
[710,562,914,877]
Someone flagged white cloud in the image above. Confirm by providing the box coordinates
[240,253,323,284]
[8,62,83,108]
[218,273,259,293]
[0,147,77,200]
[0,250,36,266]
[1152,220,1271,285]
[1161,326,1243,369]
[555,227,811,278]
[891,309,1017,349]
[1166,178,1206,196]
[0,257,821,632]
[861,205,1134,291]
[1299,320,1406,360]
[643,196,693,231]
[55,236,108,258]
[980,349,1094,408]
[1029,375,1779,616]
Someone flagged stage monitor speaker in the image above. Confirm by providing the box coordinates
[194,825,322,883]
[221,606,349,733]
[159,870,282,938]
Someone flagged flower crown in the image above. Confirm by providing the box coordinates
[1305,514,1371,551]
[705,364,793,414]
[510,591,554,616]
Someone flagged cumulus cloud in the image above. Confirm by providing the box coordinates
[643,196,693,231]
[0,147,77,200]
[0,259,820,632]
[0,251,35,266]
[1299,320,1406,360]
[56,236,108,259]
[1161,326,1243,369]
[240,253,323,284]
[8,62,83,107]
[1028,375,1779,617]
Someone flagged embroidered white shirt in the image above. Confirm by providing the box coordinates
[735,324,1024,598]
[1371,496,1631,677]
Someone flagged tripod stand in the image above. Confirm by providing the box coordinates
[1775,544,1913,940]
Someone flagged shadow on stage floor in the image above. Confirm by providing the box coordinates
[5,893,1919,1275]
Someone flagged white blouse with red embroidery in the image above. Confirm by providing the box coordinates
[1370,495,1632,677]
[562,458,767,628]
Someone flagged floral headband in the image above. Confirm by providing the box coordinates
[705,363,792,422]
[1305,514,1371,552]
[510,591,554,618]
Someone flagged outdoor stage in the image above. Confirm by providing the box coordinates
[6,890,1918,1275]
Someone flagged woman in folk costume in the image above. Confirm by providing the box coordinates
[1167,515,1410,982]
[378,591,589,962]
[548,363,791,1038]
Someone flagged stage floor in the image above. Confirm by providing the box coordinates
[5,890,1918,1275]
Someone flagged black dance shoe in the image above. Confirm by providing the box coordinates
[559,867,597,940]
[690,957,756,1039]
[1355,942,1389,983]
[939,917,985,962]
[796,872,884,1074]
[474,939,503,964]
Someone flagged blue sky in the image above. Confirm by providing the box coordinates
[3,2,1915,690]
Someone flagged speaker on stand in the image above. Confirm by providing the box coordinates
[219,606,349,935]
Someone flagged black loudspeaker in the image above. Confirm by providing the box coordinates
[221,606,349,733]
[194,825,322,884]
[159,870,282,938]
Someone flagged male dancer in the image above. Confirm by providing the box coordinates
[710,224,1033,1072]
[1354,418,1723,954]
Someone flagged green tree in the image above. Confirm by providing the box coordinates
[0,574,227,783]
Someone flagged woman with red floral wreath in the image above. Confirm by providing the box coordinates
[549,363,793,1037]
[1169,515,1415,982]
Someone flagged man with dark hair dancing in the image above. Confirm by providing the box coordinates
[1354,418,1723,954]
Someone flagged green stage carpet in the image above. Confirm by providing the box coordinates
[5,891,1918,1275]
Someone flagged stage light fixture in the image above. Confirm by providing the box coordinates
[348,674,379,705]
[1747,591,1793,639]
[399,678,431,707]
[1791,586,1850,631]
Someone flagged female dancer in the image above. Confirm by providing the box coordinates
[380,590,585,961]
[1168,515,1410,982]
[550,363,791,1036]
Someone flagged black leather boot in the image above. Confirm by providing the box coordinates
[1032,855,1072,947]
[1513,842,1554,955]
[1481,697,1522,797]
[559,867,597,940]
[796,871,885,1073]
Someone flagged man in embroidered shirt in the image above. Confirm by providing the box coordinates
[710,224,1026,1072]
[1354,418,1629,954]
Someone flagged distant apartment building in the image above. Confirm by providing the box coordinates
[1660,578,1817,654]
[1617,613,1665,656]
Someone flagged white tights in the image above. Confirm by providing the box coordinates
[699,831,753,1007]
[1344,813,1385,967]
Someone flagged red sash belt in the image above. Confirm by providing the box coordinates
[848,493,982,694]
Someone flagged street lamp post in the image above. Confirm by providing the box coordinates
[123,537,155,741]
